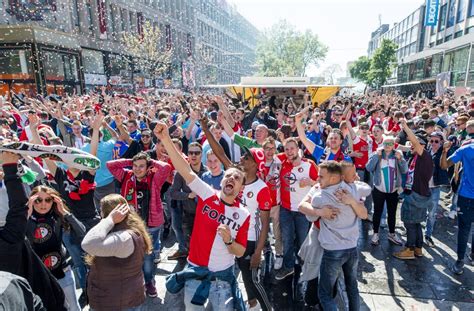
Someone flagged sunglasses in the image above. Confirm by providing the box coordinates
[360,127,369,130]
[456,123,465,126]
[430,139,440,144]
[383,142,394,146]
[188,151,201,156]
[141,135,151,138]
[35,197,53,204]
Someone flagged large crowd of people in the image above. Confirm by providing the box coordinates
[0,88,473,311]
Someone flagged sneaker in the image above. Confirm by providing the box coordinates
[366,214,373,222]
[275,267,294,280]
[371,233,380,245]
[388,233,403,246]
[425,236,435,248]
[246,301,261,311]
[274,255,283,270]
[414,247,423,258]
[154,253,162,264]
[450,260,464,275]
[167,250,188,260]
[145,282,158,297]
[393,247,415,260]
[448,210,457,220]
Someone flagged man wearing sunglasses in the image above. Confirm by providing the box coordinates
[168,142,207,261]
[425,132,451,248]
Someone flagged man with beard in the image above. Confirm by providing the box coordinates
[156,122,250,311]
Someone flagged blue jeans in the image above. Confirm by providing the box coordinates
[279,207,310,270]
[319,247,359,311]
[57,268,81,311]
[405,223,423,248]
[62,232,87,290]
[184,278,233,310]
[426,187,441,238]
[143,226,162,284]
[171,201,188,252]
[450,192,458,212]
[457,195,474,261]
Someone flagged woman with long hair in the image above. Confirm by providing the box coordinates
[366,136,408,246]
[82,194,152,311]
[26,185,85,311]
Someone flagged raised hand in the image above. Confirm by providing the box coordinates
[107,203,130,224]
[153,122,169,141]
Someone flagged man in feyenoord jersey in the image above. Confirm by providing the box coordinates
[155,122,250,311]
[201,116,272,310]
[276,137,318,281]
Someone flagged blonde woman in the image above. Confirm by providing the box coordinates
[82,194,152,311]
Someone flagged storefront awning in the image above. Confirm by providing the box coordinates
[381,78,436,88]
[0,25,81,50]
[204,84,352,107]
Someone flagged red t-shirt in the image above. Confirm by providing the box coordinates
[188,177,250,272]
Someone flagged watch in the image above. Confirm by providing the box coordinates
[225,237,234,245]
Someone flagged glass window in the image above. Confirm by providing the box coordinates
[442,52,452,72]
[432,53,443,75]
[82,50,105,74]
[447,0,456,27]
[458,0,466,22]
[452,47,469,85]
[439,4,448,31]
[43,51,79,82]
[454,30,463,38]
[469,0,474,16]
[0,49,33,77]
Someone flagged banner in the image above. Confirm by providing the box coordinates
[425,0,440,27]
[97,0,107,39]
[436,72,450,96]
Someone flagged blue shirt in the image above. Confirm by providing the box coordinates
[306,130,323,147]
[312,145,352,164]
[82,140,115,187]
[449,142,474,199]
[201,171,223,190]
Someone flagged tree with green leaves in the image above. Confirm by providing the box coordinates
[350,39,397,88]
[369,39,398,88]
[349,56,371,84]
[256,20,328,76]
[122,21,173,78]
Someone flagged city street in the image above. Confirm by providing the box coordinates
[98,193,474,311]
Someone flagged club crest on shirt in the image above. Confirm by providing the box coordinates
[42,252,61,270]
[233,212,240,220]
[247,191,254,198]
[33,223,53,243]
[298,167,304,173]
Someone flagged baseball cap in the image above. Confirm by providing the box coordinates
[242,146,266,172]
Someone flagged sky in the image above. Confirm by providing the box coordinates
[230,0,423,77]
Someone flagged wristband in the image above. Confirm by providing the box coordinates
[225,237,234,246]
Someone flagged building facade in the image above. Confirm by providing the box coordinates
[368,0,474,93]
[0,0,259,96]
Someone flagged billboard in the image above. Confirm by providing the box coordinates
[425,0,440,27]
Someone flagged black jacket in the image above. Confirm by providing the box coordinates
[0,164,66,311]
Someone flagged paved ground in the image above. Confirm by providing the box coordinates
[84,193,474,310]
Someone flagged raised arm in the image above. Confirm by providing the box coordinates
[154,122,197,184]
[29,117,58,176]
[399,119,424,156]
[113,114,132,145]
[202,115,233,169]
[295,107,316,154]
[215,96,236,129]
